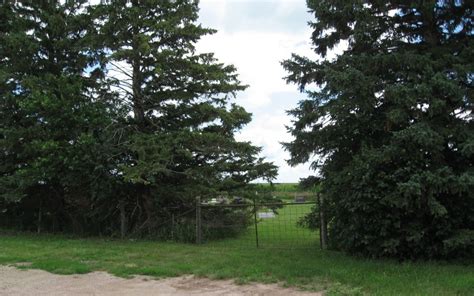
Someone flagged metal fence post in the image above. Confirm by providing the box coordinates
[319,193,328,250]
[196,196,202,244]
[37,200,42,234]
[253,196,259,248]
[171,213,175,241]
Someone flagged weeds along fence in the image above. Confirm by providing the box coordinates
[158,196,322,249]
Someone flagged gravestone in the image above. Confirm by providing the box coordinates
[294,196,306,203]
[258,212,275,219]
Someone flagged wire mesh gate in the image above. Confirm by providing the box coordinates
[196,199,318,249]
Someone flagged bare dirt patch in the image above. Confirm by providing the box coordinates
[0,266,322,295]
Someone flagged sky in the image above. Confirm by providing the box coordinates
[196,0,317,183]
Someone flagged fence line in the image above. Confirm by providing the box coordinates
[195,197,320,249]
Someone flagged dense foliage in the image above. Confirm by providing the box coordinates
[283,0,473,259]
[0,0,276,238]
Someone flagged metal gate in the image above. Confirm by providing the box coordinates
[196,199,318,249]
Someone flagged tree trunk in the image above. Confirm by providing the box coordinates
[132,59,145,127]
[131,2,145,129]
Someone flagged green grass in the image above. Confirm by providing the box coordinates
[254,203,315,248]
[1,204,473,295]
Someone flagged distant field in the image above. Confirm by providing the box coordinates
[255,183,300,192]
[255,183,318,201]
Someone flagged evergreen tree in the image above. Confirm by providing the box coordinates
[88,0,277,235]
[283,0,473,259]
[1,0,276,237]
[0,1,115,233]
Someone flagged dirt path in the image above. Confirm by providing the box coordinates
[0,266,322,296]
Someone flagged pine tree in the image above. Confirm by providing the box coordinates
[0,1,115,233]
[1,0,276,237]
[283,0,473,259]
[89,0,277,235]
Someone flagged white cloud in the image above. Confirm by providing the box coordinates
[197,0,317,182]
[198,31,313,109]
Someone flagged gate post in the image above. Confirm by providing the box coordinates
[318,193,328,249]
[196,196,202,244]
[253,196,259,248]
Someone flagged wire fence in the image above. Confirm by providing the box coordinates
[153,196,320,249]
[196,198,319,249]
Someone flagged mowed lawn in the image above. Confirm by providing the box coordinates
[1,204,473,295]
